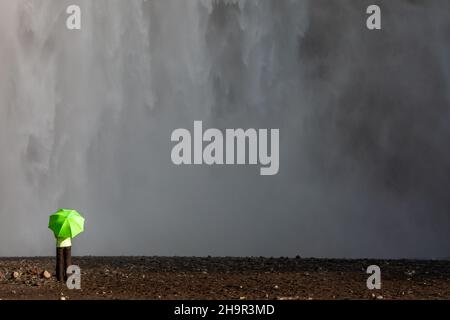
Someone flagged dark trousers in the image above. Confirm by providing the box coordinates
[56,246,72,282]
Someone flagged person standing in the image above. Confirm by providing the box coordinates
[48,209,85,282]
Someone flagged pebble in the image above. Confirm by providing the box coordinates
[42,270,51,279]
[12,272,20,279]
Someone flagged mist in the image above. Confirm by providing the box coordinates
[0,0,449,258]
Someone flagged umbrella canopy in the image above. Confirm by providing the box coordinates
[49,209,85,239]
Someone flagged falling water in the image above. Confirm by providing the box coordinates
[0,0,449,258]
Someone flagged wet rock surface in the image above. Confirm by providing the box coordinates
[0,257,449,300]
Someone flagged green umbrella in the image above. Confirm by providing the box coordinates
[48,209,85,239]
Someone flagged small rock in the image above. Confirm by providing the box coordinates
[239,296,246,300]
[12,272,20,279]
[42,270,51,279]
[376,295,384,300]
[60,297,66,301]
[274,285,279,290]
[278,296,299,300]
[405,270,416,277]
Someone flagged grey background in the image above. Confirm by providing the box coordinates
[0,0,449,258]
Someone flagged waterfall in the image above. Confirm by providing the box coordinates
[0,0,449,258]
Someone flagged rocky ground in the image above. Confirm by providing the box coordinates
[0,257,449,300]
